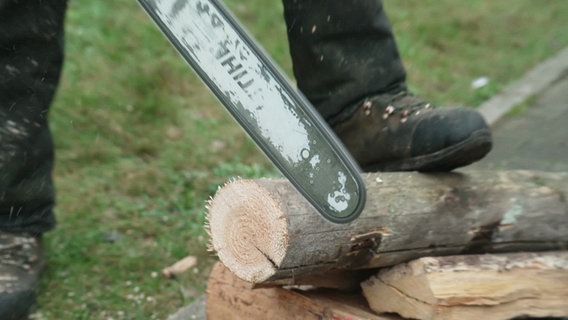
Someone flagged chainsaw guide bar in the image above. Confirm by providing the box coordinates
[139,0,366,223]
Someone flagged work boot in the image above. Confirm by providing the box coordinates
[0,232,44,319]
[332,90,492,172]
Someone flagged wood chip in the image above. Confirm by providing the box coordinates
[162,256,198,278]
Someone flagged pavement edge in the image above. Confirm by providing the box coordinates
[479,47,568,126]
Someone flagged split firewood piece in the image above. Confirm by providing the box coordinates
[206,262,400,320]
[361,251,568,320]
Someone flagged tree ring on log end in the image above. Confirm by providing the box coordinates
[208,179,288,283]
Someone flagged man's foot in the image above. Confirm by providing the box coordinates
[332,90,492,172]
[0,232,43,320]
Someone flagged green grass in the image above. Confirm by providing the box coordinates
[387,0,568,106]
[37,0,568,318]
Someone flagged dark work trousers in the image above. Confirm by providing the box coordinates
[0,0,66,234]
[282,0,407,124]
[0,0,404,233]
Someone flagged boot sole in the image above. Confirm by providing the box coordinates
[363,129,493,172]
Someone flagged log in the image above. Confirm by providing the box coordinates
[206,262,400,320]
[361,251,568,320]
[207,170,568,286]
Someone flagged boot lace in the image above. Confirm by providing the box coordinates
[363,90,434,123]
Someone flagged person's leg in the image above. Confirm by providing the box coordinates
[283,0,492,171]
[0,0,67,318]
[283,0,406,122]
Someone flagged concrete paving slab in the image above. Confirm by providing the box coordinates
[472,72,568,172]
[478,47,568,126]
[166,295,206,320]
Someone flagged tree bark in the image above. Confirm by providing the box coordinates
[207,170,568,285]
[361,251,568,320]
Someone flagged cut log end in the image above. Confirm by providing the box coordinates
[207,179,288,283]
